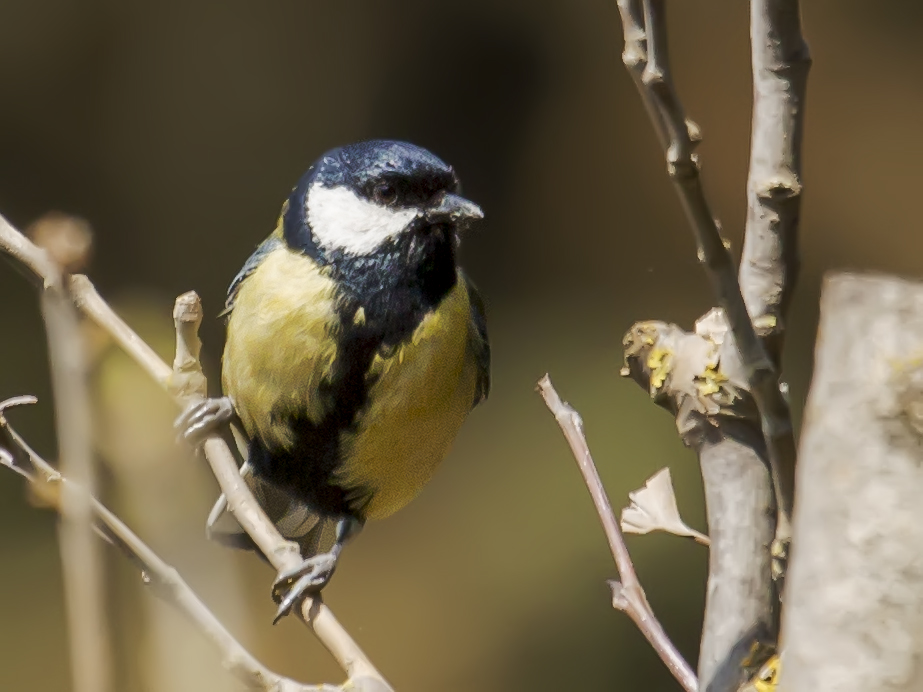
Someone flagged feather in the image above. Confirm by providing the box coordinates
[221,235,284,317]
[463,272,491,407]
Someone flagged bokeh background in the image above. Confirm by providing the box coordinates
[1,1,921,690]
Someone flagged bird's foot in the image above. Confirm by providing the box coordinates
[271,552,339,623]
[175,396,236,447]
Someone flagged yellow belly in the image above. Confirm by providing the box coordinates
[336,278,478,520]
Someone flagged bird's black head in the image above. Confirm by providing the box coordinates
[283,140,482,257]
[282,140,483,335]
[310,140,460,206]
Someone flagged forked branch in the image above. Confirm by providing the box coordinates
[614,1,809,689]
[615,0,797,552]
[0,397,332,692]
[0,212,392,692]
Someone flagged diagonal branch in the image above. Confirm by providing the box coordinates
[537,375,698,692]
[615,0,797,554]
[0,212,392,692]
[0,397,333,692]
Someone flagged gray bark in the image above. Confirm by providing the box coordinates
[781,273,923,691]
[698,436,774,689]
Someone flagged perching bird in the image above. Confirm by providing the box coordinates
[178,140,489,620]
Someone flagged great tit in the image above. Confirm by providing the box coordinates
[178,140,489,620]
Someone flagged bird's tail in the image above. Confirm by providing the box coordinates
[206,426,329,556]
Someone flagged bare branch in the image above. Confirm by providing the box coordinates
[740,0,811,362]
[615,0,797,557]
[615,2,810,689]
[616,0,669,150]
[0,212,61,286]
[697,440,775,691]
[537,375,698,692]
[69,274,173,387]
[0,212,391,691]
[30,215,112,692]
[0,397,333,692]
[780,274,923,692]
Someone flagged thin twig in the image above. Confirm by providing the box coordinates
[617,0,796,559]
[0,213,60,286]
[616,0,670,150]
[0,397,332,692]
[537,375,698,692]
[70,274,173,386]
[31,215,112,692]
[0,212,391,691]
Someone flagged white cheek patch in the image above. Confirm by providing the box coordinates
[306,184,419,256]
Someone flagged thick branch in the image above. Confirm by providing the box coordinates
[0,212,391,691]
[0,398,330,692]
[538,375,698,692]
[780,274,923,692]
[740,0,810,362]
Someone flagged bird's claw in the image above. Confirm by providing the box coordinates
[175,397,235,447]
[271,552,339,623]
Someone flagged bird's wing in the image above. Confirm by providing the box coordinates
[220,235,284,317]
[463,272,491,407]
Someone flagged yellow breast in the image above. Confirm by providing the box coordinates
[221,246,340,450]
[336,277,479,519]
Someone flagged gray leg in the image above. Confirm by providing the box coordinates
[175,396,237,446]
[271,516,364,623]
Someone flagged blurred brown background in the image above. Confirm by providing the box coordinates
[1,1,921,690]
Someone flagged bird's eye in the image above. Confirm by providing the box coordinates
[372,183,397,206]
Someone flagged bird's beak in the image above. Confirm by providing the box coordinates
[426,193,484,225]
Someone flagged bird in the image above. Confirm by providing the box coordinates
[177,140,490,621]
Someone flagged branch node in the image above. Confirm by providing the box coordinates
[608,580,629,611]
[685,118,702,146]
